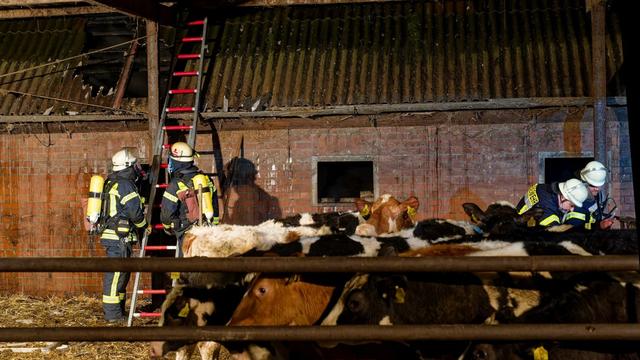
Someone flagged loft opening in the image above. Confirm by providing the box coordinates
[543,156,594,184]
[315,160,374,204]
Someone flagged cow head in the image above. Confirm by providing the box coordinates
[462,202,544,236]
[338,274,408,325]
[149,284,244,359]
[228,273,336,326]
[355,195,420,236]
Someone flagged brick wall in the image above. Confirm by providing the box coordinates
[0,106,634,296]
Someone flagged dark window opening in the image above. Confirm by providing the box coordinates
[544,157,594,184]
[317,161,374,203]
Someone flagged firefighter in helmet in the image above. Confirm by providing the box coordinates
[565,161,614,230]
[160,142,218,256]
[100,148,147,322]
[515,178,589,227]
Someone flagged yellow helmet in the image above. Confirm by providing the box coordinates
[580,160,607,187]
[112,148,137,171]
[559,178,588,208]
[170,142,194,162]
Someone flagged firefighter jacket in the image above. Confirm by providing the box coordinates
[515,183,574,227]
[100,167,147,241]
[564,191,605,230]
[160,164,218,235]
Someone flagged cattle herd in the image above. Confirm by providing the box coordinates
[148,195,639,360]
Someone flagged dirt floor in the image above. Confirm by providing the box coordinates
[0,294,231,360]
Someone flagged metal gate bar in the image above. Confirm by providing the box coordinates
[0,324,639,342]
[0,256,637,273]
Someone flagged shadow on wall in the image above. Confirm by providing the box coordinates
[448,186,484,219]
[221,157,282,225]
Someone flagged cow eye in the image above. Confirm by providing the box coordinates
[473,349,488,359]
[257,287,267,295]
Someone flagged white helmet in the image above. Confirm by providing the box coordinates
[558,178,588,208]
[112,148,137,172]
[169,142,194,162]
[580,160,607,187]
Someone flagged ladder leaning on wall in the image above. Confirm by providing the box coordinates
[127,17,210,327]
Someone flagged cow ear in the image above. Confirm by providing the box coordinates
[462,203,486,224]
[402,196,420,210]
[520,208,545,227]
[355,198,371,214]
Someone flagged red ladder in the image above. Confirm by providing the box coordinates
[127,17,209,327]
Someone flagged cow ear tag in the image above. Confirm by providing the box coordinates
[407,206,417,221]
[393,286,405,303]
[360,204,370,217]
[532,346,548,360]
[178,304,190,318]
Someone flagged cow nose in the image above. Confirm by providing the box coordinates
[149,341,166,359]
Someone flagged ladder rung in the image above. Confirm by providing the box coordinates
[173,71,199,77]
[162,125,193,130]
[169,89,197,95]
[137,289,167,295]
[165,107,196,113]
[182,36,204,42]
[162,144,171,149]
[152,224,164,230]
[144,245,177,251]
[152,204,162,208]
[134,312,162,318]
[160,163,168,169]
[156,183,169,188]
[177,54,201,60]
[187,20,205,26]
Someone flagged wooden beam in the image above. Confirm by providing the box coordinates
[0,5,111,18]
[87,0,174,24]
[187,0,405,7]
[0,114,145,123]
[591,0,607,164]
[165,97,626,121]
[113,39,138,109]
[146,20,160,140]
[0,0,84,5]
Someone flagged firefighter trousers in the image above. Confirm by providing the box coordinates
[101,239,132,321]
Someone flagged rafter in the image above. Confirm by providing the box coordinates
[86,0,174,24]
[0,5,111,18]
[0,0,86,5]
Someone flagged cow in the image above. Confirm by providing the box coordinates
[151,194,421,359]
[331,243,640,359]
[354,195,420,236]
[182,194,419,258]
[462,202,639,255]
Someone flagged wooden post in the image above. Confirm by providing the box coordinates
[113,39,138,109]
[146,20,160,144]
[591,0,607,163]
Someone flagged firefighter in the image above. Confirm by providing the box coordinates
[515,178,589,227]
[566,161,614,230]
[160,142,218,256]
[100,148,147,322]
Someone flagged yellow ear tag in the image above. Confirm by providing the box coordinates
[171,272,181,280]
[471,214,480,223]
[178,303,190,318]
[527,217,537,227]
[407,206,417,221]
[394,286,405,303]
[533,346,548,360]
[360,204,370,217]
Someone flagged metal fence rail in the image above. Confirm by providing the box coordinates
[0,256,638,273]
[1,324,640,342]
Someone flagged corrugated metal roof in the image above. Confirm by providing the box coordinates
[0,17,143,116]
[168,0,625,112]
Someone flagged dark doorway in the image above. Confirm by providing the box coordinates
[544,157,594,184]
[317,161,374,203]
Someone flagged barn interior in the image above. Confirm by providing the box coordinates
[0,0,639,358]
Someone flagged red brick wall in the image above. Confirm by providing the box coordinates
[0,106,635,296]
